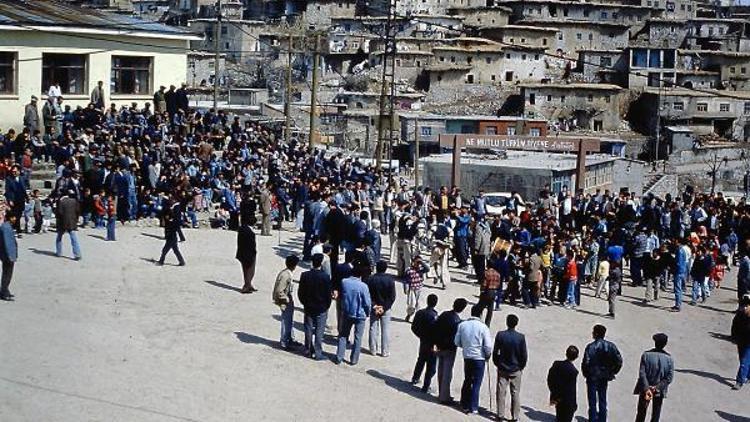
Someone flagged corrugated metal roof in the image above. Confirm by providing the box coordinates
[0,0,194,36]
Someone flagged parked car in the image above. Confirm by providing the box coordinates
[484,192,526,216]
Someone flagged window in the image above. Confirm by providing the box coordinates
[505,71,513,81]
[529,93,536,104]
[505,53,511,59]
[605,95,611,103]
[720,103,730,112]
[542,38,548,46]
[731,67,736,74]
[600,56,612,67]
[42,53,86,95]
[485,57,491,64]
[466,57,472,65]
[111,56,152,95]
[534,54,540,60]
[666,1,675,11]
[547,95,552,101]
[507,127,517,135]
[612,12,618,19]
[584,8,590,17]
[587,94,593,102]
[663,49,675,69]
[601,11,608,19]
[673,102,683,110]
[563,8,568,16]
[742,67,747,74]
[697,102,708,112]
[529,127,541,136]
[522,54,527,60]
[589,33,595,41]
[576,33,582,40]
[561,95,566,103]
[485,126,497,135]
[0,52,15,94]
[744,101,750,114]
[466,74,474,84]
[558,32,563,40]
[421,126,432,136]
[649,49,661,68]
[450,56,456,63]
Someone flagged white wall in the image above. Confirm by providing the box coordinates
[0,29,189,131]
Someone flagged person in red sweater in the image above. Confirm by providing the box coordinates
[564,249,578,309]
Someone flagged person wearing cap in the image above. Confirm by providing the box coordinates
[731,294,750,391]
[153,86,167,114]
[24,96,40,134]
[582,324,623,422]
[90,81,106,110]
[633,333,674,422]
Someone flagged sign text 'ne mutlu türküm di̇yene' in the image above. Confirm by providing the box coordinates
[462,136,577,151]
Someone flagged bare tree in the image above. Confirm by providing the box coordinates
[703,150,729,194]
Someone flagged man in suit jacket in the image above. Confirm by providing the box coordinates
[0,213,18,301]
[368,260,396,357]
[5,166,28,232]
[411,293,438,392]
[493,314,528,421]
[548,346,580,422]
[634,333,674,422]
[56,191,82,260]
[298,254,333,360]
[236,218,257,293]
[23,96,40,134]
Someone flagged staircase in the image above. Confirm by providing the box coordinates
[642,173,664,194]
[29,161,57,197]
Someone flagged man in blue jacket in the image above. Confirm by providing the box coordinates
[0,212,18,301]
[298,254,333,360]
[336,260,371,365]
[4,165,27,232]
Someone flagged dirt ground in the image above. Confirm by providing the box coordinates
[0,226,747,422]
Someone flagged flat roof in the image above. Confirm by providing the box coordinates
[423,151,618,171]
[679,49,750,58]
[521,83,623,91]
[488,24,559,32]
[644,87,750,99]
[0,0,201,40]
[519,19,630,29]
[500,0,658,10]
[399,112,547,123]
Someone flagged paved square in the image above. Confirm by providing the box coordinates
[0,227,746,421]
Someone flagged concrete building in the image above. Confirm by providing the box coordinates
[399,113,548,146]
[187,52,226,87]
[0,0,200,130]
[520,83,625,131]
[421,150,640,198]
[188,19,266,64]
[628,47,677,87]
[629,87,750,140]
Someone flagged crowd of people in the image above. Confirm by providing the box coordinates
[1,83,749,421]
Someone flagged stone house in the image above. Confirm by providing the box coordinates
[188,19,266,64]
[678,50,750,91]
[685,18,747,51]
[499,0,657,32]
[446,6,512,27]
[577,49,628,86]
[521,20,630,58]
[429,43,506,85]
[630,87,750,140]
[302,0,357,30]
[520,83,625,131]
[478,25,559,53]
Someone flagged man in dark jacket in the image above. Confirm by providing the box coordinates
[367,260,396,357]
[738,248,750,303]
[236,218,257,293]
[56,191,81,260]
[5,166,27,232]
[323,201,346,266]
[493,314,528,422]
[634,333,674,422]
[731,294,750,390]
[175,83,190,113]
[547,345,580,422]
[298,254,333,360]
[434,297,468,404]
[157,203,185,266]
[0,213,18,301]
[582,324,623,422]
[411,293,439,392]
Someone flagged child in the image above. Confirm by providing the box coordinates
[41,199,53,233]
[106,194,116,241]
[404,256,426,322]
[22,197,34,234]
[93,192,106,228]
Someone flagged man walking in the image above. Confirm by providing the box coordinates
[434,298,468,405]
[336,260,371,365]
[298,254,333,360]
[56,191,82,260]
[236,217,257,293]
[493,314,528,422]
[634,333,674,422]
[607,262,622,318]
[582,324,623,422]
[731,294,750,390]
[273,255,300,350]
[157,209,185,266]
[547,346,580,422]
[0,213,18,301]
[455,305,493,415]
[411,293,438,393]
[367,261,396,357]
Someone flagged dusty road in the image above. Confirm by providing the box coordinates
[0,226,747,421]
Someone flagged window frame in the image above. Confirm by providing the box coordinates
[42,53,88,96]
[111,55,153,96]
[0,51,17,95]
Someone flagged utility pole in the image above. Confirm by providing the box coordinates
[414,119,420,187]
[376,0,397,181]
[213,0,222,111]
[654,83,662,168]
[309,33,321,148]
[285,32,293,146]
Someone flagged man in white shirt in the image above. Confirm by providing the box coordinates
[454,304,493,414]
